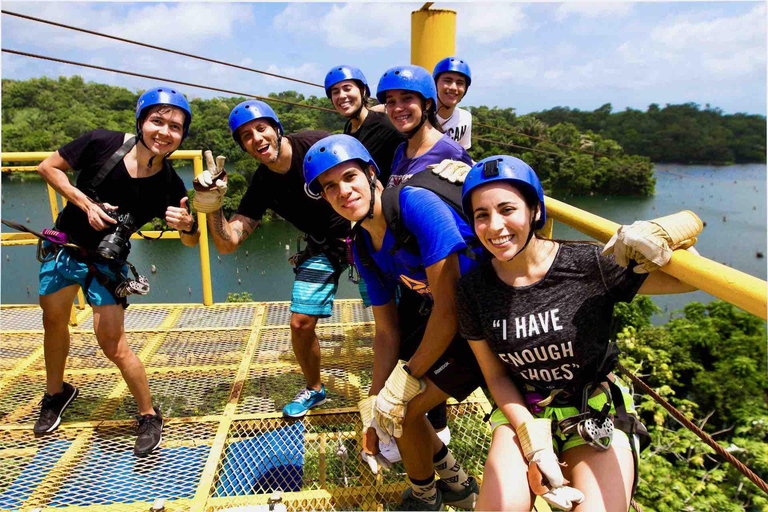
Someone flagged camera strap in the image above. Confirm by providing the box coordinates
[88,136,138,190]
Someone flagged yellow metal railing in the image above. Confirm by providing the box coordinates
[545,196,768,320]
[3,152,766,320]
[1,150,214,306]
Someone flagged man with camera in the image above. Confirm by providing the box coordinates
[194,100,349,419]
[34,87,199,457]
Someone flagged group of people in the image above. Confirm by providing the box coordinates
[31,57,703,511]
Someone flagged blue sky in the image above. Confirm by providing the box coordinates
[2,1,765,115]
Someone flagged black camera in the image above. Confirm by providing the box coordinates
[96,209,136,260]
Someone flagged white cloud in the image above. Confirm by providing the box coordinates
[274,3,414,50]
[263,62,322,86]
[2,2,250,51]
[555,2,633,23]
[458,3,527,44]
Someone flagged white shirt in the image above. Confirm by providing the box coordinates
[437,107,472,150]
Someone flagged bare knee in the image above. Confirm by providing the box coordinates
[290,313,317,337]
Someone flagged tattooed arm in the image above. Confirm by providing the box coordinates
[207,210,260,254]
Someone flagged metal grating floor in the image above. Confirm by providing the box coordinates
[0,300,493,512]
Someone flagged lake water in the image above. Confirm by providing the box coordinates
[2,163,765,322]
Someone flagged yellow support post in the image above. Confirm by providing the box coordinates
[411,4,456,72]
[193,153,214,306]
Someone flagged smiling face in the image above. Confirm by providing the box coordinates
[140,106,185,155]
[317,160,374,221]
[436,71,467,110]
[330,79,364,117]
[384,89,428,133]
[236,119,280,164]
[471,181,539,261]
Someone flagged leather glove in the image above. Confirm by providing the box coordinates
[374,361,426,440]
[358,396,393,474]
[192,150,228,213]
[602,210,703,274]
[518,418,585,511]
[428,159,472,184]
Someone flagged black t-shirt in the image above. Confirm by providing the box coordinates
[56,129,187,250]
[236,131,350,243]
[345,110,404,186]
[457,243,648,394]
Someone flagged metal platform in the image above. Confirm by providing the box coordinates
[0,300,493,511]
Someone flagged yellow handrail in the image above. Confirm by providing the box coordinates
[1,150,214,306]
[545,196,767,320]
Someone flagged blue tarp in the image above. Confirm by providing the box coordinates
[215,422,305,496]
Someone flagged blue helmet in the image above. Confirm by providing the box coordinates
[433,57,472,88]
[324,65,370,99]
[303,134,379,195]
[135,86,192,138]
[461,156,546,230]
[376,65,437,109]
[228,100,283,151]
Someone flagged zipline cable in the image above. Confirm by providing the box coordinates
[616,361,768,495]
[474,120,611,158]
[1,48,577,161]
[0,9,609,159]
[1,9,323,89]
[1,49,336,113]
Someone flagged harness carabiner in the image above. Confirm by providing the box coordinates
[558,382,615,452]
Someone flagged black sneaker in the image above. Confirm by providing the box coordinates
[134,406,163,457]
[401,487,443,511]
[402,477,478,510]
[33,382,79,435]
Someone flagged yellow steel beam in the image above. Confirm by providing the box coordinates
[191,303,264,511]
[192,153,215,306]
[545,196,768,320]
[2,149,202,162]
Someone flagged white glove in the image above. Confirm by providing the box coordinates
[358,396,394,474]
[519,418,585,511]
[428,159,472,184]
[602,210,703,274]
[360,449,393,475]
[374,361,426,439]
[192,150,228,213]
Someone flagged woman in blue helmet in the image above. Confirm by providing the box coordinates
[34,86,199,457]
[456,156,702,511]
[324,65,404,185]
[304,134,484,511]
[376,64,473,188]
[433,57,473,150]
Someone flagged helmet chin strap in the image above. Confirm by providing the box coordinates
[359,170,377,222]
[505,210,540,263]
[405,101,427,140]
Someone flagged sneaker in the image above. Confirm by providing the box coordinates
[282,385,327,418]
[438,476,479,510]
[33,382,79,435]
[401,486,443,511]
[436,425,451,446]
[134,406,163,457]
[403,477,478,510]
[379,436,402,463]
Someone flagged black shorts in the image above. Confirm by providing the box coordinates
[397,288,484,402]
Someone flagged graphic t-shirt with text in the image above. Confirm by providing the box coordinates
[437,107,472,150]
[457,243,647,393]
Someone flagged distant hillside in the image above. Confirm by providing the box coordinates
[530,102,766,164]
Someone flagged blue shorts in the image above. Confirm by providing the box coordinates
[39,247,129,307]
[290,254,341,318]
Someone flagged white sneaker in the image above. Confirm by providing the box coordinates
[436,425,451,446]
[378,436,402,463]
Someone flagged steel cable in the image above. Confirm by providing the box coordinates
[616,361,768,495]
[1,9,324,89]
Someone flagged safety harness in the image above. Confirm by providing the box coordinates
[510,341,651,496]
[352,170,478,286]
